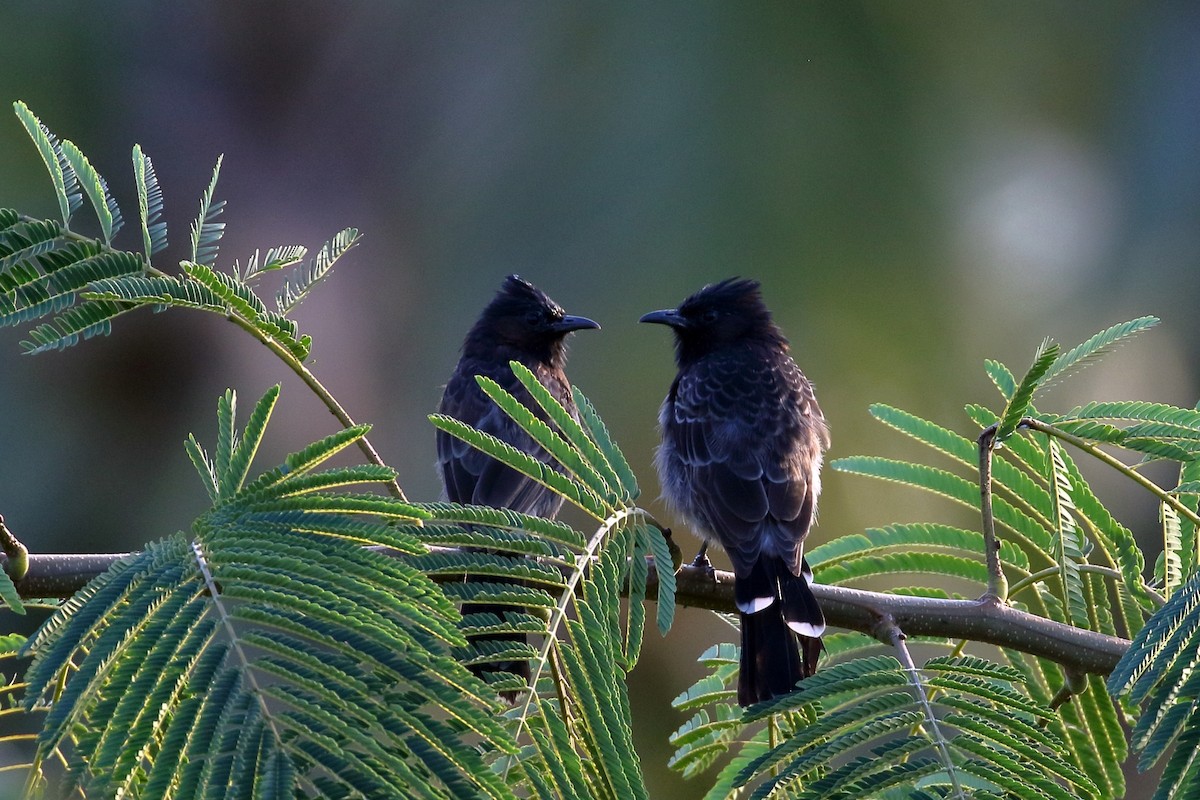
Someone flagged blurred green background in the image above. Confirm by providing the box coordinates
[1,3,1197,796]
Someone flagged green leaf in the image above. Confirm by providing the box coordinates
[19,389,526,798]
[241,243,307,281]
[509,361,626,505]
[0,568,24,614]
[869,403,977,464]
[225,385,280,496]
[189,155,225,267]
[996,338,1059,443]
[132,144,167,262]
[1108,572,1200,797]
[476,372,614,514]
[276,227,360,313]
[13,101,82,225]
[1059,400,1200,430]
[574,388,639,500]
[1055,447,1155,616]
[1162,501,1184,596]
[831,456,1051,553]
[59,138,123,245]
[1048,439,1089,628]
[817,550,990,587]
[1176,452,1200,579]
[1042,316,1159,389]
[421,502,585,550]
[3,237,145,349]
[808,523,1029,572]
[429,413,606,519]
[647,523,676,636]
[21,298,130,353]
[985,358,1017,400]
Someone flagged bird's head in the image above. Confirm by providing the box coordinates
[640,277,785,363]
[465,275,600,366]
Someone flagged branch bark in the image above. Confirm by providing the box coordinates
[651,560,1127,675]
[4,550,1129,676]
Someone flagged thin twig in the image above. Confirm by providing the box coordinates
[16,213,408,502]
[977,424,1009,601]
[221,313,408,502]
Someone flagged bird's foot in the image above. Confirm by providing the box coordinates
[690,545,715,576]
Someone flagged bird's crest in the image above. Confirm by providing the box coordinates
[668,276,785,359]
[679,277,767,319]
[493,274,563,317]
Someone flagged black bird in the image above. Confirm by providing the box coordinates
[641,278,829,706]
[437,275,599,693]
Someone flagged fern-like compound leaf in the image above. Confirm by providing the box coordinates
[1048,439,1090,628]
[574,387,640,499]
[189,155,226,267]
[1042,316,1159,389]
[671,652,1096,799]
[21,390,521,799]
[996,338,1059,443]
[59,138,123,245]
[475,373,615,515]
[831,456,1052,553]
[275,227,359,313]
[429,413,607,519]
[13,102,82,225]
[241,243,307,281]
[132,144,167,262]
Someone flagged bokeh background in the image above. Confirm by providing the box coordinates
[1,3,1198,796]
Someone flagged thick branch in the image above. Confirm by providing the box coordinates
[4,553,131,598]
[650,560,1127,675]
[5,550,1129,676]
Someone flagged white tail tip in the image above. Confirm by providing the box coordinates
[788,621,826,638]
[737,596,776,614]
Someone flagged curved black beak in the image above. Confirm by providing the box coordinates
[639,308,684,328]
[552,315,601,333]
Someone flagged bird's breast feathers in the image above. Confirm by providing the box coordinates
[654,345,827,567]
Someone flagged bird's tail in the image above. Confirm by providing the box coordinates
[461,598,533,701]
[737,556,824,706]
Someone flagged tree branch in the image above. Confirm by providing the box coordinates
[5,550,1129,676]
[977,425,1009,601]
[648,560,1127,675]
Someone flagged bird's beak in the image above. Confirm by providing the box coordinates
[639,308,684,328]
[553,315,601,333]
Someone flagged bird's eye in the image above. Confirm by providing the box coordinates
[525,310,543,325]
[702,308,720,323]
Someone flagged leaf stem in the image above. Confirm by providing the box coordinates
[190,540,283,741]
[218,313,407,501]
[1006,563,1122,600]
[1019,417,1200,529]
[16,213,406,501]
[883,617,967,800]
[504,504,648,780]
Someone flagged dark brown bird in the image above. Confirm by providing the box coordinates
[641,278,828,706]
[437,275,599,694]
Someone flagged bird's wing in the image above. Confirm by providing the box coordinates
[666,354,821,575]
[437,365,565,518]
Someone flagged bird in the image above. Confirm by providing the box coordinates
[437,274,599,695]
[640,277,829,706]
